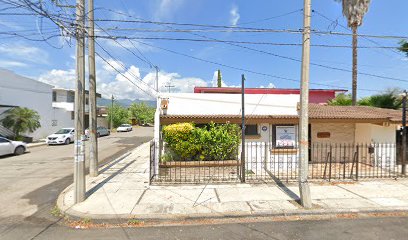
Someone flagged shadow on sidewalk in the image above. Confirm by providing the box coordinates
[268,175,300,201]
[86,160,136,198]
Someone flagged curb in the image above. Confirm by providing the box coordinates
[27,142,47,148]
[59,202,408,224]
[56,142,150,218]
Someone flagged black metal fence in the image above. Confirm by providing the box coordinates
[149,140,156,184]
[150,142,407,184]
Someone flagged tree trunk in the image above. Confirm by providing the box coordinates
[352,25,358,106]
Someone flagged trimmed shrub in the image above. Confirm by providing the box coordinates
[162,122,241,161]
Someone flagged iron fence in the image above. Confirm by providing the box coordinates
[149,140,156,184]
[150,142,407,184]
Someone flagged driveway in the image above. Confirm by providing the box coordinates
[0,126,153,240]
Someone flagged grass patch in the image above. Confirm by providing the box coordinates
[50,206,63,217]
[128,218,143,225]
[81,217,92,224]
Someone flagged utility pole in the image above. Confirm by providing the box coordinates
[298,0,312,208]
[155,66,159,91]
[165,83,175,93]
[402,90,407,175]
[241,74,246,183]
[74,0,86,203]
[110,95,114,130]
[88,0,98,177]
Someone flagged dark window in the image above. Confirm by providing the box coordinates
[85,97,89,105]
[67,92,75,103]
[52,91,57,102]
[0,138,10,143]
[71,111,74,120]
[245,125,258,136]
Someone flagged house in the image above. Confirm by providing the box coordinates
[0,69,106,140]
[193,87,347,104]
[153,93,403,182]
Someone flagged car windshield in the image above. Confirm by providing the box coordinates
[119,124,129,127]
[55,129,72,134]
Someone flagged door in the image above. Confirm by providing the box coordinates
[0,138,13,155]
[396,128,408,164]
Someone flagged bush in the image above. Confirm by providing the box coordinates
[162,122,241,161]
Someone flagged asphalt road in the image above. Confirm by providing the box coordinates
[0,126,153,240]
[9,216,408,240]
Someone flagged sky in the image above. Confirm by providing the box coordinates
[1,0,408,100]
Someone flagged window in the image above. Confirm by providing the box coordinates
[85,97,89,105]
[52,91,57,102]
[67,91,75,103]
[0,138,9,143]
[71,111,74,120]
[272,125,296,148]
[245,124,258,136]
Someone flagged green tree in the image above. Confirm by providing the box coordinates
[358,90,402,109]
[328,93,352,106]
[1,107,41,139]
[217,69,222,87]
[129,102,155,125]
[107,104,130,128]
[337,0,371,105]
[398,40,408,57]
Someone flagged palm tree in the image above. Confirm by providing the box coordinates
[339,0,371,105]
[1,107,41,139]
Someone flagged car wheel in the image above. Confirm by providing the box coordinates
[97,133,101,138]
[14,146,25,155]
[65,138,70,145]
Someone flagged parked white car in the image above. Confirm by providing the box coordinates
[85,126,110,138]
[46,128,75,145]
[0,137,27,156]
[117,124,132,132]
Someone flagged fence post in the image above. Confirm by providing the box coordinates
[329,145,332,182]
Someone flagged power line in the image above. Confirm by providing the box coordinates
[94,39,158,96]
[126,39,381,93]
[94,35,404,49]
[238,9,303,25]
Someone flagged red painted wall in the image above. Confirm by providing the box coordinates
[193,87,346,104]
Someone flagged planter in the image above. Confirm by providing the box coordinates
[159,160,241,168]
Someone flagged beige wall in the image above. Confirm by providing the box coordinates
[311,123,355,144]
[355,123,397,143]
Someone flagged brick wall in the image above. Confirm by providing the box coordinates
[311,123,355,144]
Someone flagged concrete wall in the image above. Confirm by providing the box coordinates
[97,116,108,128]
[355,123,396,143]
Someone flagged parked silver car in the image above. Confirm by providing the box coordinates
[85,126,110,138]
[0,137,27,156]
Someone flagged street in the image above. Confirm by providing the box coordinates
[0,126,153,240]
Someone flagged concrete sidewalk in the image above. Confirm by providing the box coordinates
[58,142,408,220]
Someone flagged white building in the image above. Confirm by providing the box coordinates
[0,69,105,140]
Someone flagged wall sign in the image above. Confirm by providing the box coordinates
[261,126,268,132]
[317,132,330,138]
[275,126,296,147]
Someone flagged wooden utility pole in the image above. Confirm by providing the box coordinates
[241,74,246,183]
[88,0,98,177]
[74,0,86,203]
[298,0,312,208]
[402,90,407,175]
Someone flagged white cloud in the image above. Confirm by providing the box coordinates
[0,43,49,64]
[154,0,185,20]
[0,60,27,68]
[259,83,276,88]
[38,60,208,100]
[38,69,76,89]
[229,5,240,26]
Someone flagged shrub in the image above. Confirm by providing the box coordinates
[162,122,241,161]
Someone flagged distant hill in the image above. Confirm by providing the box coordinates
[97,98,156,108]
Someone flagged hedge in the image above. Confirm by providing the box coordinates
[162,122,241,161]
